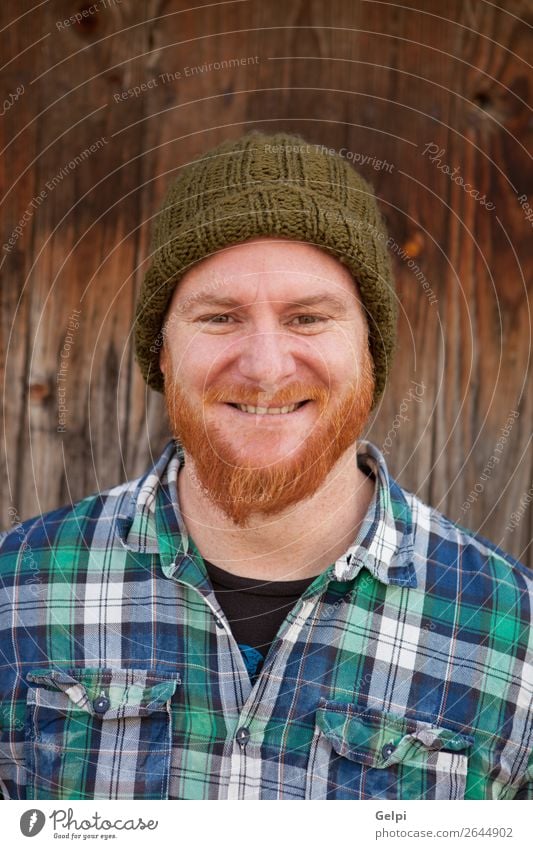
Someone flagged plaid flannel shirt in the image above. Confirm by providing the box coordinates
[0,438,531,800]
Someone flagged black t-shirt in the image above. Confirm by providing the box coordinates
[204,559,318,683]
[203,463,377,683]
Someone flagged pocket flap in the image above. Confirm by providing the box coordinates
[26,668,180,720]
[316,700,473,769]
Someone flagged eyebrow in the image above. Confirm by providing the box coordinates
[177,292,351,314]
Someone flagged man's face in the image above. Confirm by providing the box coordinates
[159,237,375,526]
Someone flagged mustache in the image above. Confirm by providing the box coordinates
[202,381,331,408]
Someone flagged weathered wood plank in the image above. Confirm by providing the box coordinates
[1,0,531,565]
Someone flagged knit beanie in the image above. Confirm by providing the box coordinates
[134,130,397,408]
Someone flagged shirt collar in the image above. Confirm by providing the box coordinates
[331,440,416,588]
[114,438,416,589]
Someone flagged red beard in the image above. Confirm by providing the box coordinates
[163,348,375,527]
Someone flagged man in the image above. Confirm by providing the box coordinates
[0,131,531,801]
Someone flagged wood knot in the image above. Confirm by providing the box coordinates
[402,232,425,259]
[472,91,492,110]
[28,381,52,404]
[74,5,101,35]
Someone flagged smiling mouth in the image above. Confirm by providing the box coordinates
[227,400,310,415]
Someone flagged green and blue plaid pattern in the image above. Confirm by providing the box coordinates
[0,438,531,800]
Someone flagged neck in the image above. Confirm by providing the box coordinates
[177,443,376,581]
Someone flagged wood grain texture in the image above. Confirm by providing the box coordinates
[1,0,531,565]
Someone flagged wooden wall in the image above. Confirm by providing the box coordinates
[1,0,531,565]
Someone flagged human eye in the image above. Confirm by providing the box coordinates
[289,314,329,327]
[198,313,235,324]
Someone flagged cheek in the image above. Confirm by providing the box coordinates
[175,334,239,380]
[169,338,229,390]
[308,338,358,382]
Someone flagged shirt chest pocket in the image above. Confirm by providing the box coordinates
[305,699,473,800]
[24,667,180,800]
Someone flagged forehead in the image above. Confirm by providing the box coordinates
[167,236,362,308]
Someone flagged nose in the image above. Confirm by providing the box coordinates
[236,330,297,388]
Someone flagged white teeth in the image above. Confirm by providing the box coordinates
[235,403,301,415]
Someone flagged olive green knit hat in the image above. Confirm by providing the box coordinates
[134,130,397,408]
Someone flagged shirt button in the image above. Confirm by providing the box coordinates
[381,742,396,759]
[93,695,110,715]
[214,616,224,628]
[236,726,250,749]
